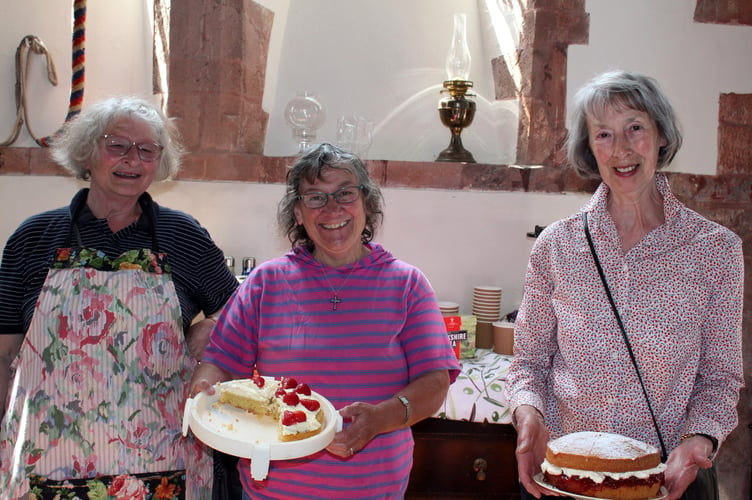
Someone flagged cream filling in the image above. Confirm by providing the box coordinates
[278,400,322,435]
[222,378,323,435]
[222,379,276,402]
[541,459,666,484]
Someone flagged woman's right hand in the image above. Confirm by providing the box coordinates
[189,378,217,398]
[514,405,553,498]
[188,361,229,398]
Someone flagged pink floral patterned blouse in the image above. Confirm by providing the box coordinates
[506,174,744,453]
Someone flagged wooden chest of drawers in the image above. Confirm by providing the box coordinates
[406,417,521,499]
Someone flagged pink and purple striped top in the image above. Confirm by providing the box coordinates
[203,242,460,499]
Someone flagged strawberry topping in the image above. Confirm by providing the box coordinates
[295,383,312,396]
[282,410,307,426]
[282,392,300,406]
[300,398,320,411]
[280,377,298,389]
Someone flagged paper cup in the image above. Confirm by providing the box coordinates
[492,321,514,355]
[475,321,493,349]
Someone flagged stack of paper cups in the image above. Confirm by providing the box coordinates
[471,286,502,321]
[438,301,460,317]
[472,286,502,349]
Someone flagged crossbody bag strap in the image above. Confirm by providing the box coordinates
[582,211,668,460]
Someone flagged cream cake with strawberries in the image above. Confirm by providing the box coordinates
[219,375,324,442]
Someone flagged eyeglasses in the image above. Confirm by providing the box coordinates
[297,185,364,209]
[101,134,163,162]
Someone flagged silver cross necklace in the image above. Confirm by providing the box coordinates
[319,264,357,311]
[317,247,366,311]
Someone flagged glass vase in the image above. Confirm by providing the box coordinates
[284,90,325,153]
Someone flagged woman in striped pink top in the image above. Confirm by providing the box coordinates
[191,142,460,499]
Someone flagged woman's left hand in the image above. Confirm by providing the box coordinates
[326,371,450,458]
[663,435,714,500]
[185,317,216,360]
[326,402,384,458]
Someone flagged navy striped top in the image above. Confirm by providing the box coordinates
[0,188,239,335]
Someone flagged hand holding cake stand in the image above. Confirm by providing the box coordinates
[183,381,343,480]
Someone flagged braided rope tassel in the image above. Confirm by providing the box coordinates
[39,0,86,146]
[67,0,86,121]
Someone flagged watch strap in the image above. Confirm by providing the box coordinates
[395,395,411,425]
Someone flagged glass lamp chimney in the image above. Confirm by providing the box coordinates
[445,13,471,81]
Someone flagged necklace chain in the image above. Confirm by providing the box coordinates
[316,246,368,311]
[319,263,358,311]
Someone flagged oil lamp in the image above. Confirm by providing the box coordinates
[436,13,476,163]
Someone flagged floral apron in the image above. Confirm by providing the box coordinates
[0,223,212,499]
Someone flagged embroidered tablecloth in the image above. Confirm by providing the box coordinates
[434,349,513,424]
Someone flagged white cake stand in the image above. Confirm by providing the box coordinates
[183,378,343,480]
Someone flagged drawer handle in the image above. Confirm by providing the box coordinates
[473,458,487,481]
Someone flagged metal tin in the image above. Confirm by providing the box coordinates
[241,257,256,275]
[224,256,235,273]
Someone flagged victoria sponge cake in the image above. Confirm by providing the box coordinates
[541,431,666,500]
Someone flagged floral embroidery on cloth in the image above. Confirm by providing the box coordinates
[52,247,171,273]
[30,470,185,499]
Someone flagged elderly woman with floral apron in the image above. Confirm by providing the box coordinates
[0,97,239,499]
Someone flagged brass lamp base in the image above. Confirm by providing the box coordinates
[436,133,476,162]
[436,80,476,163]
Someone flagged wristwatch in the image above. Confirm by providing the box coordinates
[395,395,411,425]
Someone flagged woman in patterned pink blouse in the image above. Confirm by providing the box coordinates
[506,70,744,500]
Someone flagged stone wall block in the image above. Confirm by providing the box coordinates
[491,52,521,101]
[718,125,752,175]
[527,9,589,46]
[694,0,752,26]
[28,147,65,176]
[176,152,209,180]
[169,57,222,95]
[718,93,752,175]
[168,0,272,156]
[0,147,31,174]
[167,91,203,152]
[382,161,463,190]
[528,0,586,12]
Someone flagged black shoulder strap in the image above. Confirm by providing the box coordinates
[583,211,668,461]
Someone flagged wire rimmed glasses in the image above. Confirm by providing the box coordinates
[101,134,163,162]
[297,185,364,209]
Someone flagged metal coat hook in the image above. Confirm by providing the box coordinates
[526,225,545,239]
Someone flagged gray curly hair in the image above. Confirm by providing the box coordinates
[50,96,183,181]
[277,142,384,250]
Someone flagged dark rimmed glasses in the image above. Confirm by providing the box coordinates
[297,185,364,209]
[101,134,163,162]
